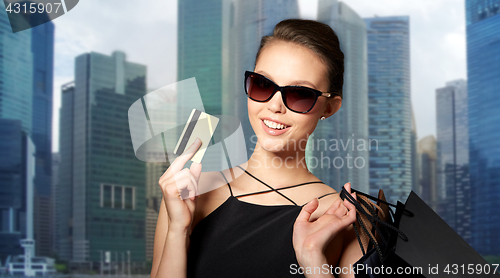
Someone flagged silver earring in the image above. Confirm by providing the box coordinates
[320,116,326,121]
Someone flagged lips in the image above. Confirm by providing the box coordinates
[263,119,288,130]
[260,118,291,136]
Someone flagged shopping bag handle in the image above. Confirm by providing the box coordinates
[340,186,412,238]
[340,186,410,261]
[348,188,414,217]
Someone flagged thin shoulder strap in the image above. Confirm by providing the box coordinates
[235,181,326,198]
[219,171,233,196]
[236,165,325,206]
[318,192,338,200]
[300,192,338,207]
[236,165,298,205]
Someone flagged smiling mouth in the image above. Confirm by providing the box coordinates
[263,119,290,130]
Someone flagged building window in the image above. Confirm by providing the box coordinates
[103,185,112,208]
[125,187,134,210]
[101,184,135,210]
[115,187,122,209]
[0,209,9,232]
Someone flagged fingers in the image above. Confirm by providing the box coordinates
[169,138,202,173]
[344,192,356,212]
[324,198,349,219]
[342,181,356,209]
[324,194,356,222]
[335,204,349,218]
[342,192,356,224]
[296,198,319,222]
[325,198,341,215]
[344,182,351,193]
[190,161,202,183]
[174,169,198,201]
[158,138,203,196]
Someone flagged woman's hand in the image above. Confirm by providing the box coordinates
[293,183,357,269]
[158,138,202,235]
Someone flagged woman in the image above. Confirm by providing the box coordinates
[151,19,362,278]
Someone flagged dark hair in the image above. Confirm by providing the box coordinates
[255,19,344,98]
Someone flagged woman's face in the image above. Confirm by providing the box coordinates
[248,40,341,153]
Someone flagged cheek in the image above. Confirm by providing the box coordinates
[310,98,327,114]
[290,114,318,134]
[247,99,261,124]
[247,98,256,116]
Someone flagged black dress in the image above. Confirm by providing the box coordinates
[187,167,336,278]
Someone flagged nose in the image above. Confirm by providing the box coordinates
[267,90,287,114]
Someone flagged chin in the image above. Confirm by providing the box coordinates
[257,136,287,152]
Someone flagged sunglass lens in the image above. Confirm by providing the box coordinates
[246,74,274,101]
[284,88,317,113]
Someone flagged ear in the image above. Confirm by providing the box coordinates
[322,96,342,119]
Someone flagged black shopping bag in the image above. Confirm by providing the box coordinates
[342,188,423,277]
[394,191,500,277]
[343,188,500,277]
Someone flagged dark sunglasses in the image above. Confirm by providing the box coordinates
[244,71,340,113]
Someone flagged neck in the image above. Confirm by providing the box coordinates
[244,142,316,187]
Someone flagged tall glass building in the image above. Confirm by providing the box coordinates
[364,16,412,204]
[58,51,147,264]
[1,0,54,260]
[466,0,500,255]
[178,0,224,117]
[0,120,36,262]
[30,21,55,258]
[435,79,470,243]
[316,0,369,193]
[0,2,33,132]
[0,1,35,262]
[55,82,75,260]
[411,109,420,195]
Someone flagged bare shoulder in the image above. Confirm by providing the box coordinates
[307,183,341,221]
[191,169,234,228]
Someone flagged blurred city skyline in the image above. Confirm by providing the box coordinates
[2,0,499,273]
[50,0,467,152]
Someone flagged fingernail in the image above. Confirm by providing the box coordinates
[195,138,200,144]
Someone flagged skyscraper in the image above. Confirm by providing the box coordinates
[55,82,75,261]
[466,0,500,255]
[0,1,35,260]
[50,153,60,257]
[316,0,369,192]
[178,0,222,114]
[58,51,147,264]
[364,16,412,204]
[0,2,33,132]
[30,19,55,258]
[0,120,36,262]
[0,3,54,256]
[436,79,470,243]
[411,108,420,195]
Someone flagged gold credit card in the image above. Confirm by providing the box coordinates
[173,109,219,163]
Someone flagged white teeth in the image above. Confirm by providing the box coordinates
[263,119,287,130]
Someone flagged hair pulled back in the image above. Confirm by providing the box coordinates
[255,19,344,98]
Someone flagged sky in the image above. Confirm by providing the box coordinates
[51,0,466,152]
